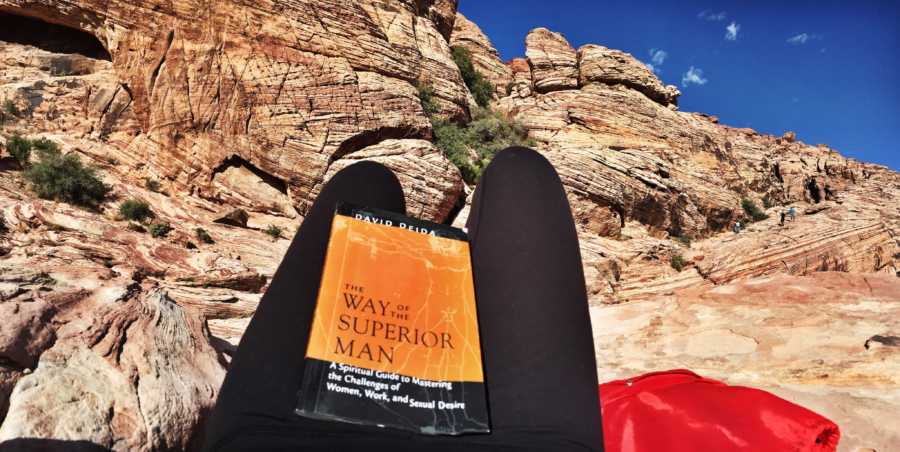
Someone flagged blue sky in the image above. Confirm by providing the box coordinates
[459,0,900,170]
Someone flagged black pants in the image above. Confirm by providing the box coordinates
[203,147,604,451]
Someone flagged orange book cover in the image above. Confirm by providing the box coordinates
[296,203,489,435]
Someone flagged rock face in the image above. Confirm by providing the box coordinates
[315,139,464,221]
[0,3,898,452]
[449,13,513,97]
[577,44,680,106]
[525,28,579,93]
[497,27,899,307]
[0,0,470,223]
[0,290,224,451]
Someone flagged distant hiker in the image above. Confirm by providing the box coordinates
[788,206,797,221]
[779,211,786,226]
[733,221,742,234]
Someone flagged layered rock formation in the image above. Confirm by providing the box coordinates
[0,1,898,451]
[449,13,513,97]
[525,28,579,93]
[0,0,465,223]
[492,27,898,307]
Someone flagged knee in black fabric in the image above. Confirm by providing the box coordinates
[328,160,400,188]
[314,160,406,213]
[482,146,558,181]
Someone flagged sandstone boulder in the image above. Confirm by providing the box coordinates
[0,289,225,451]
[525,28,579,93]
[316,139,464,222]
[212,208,250,229]
[577,44,680,106]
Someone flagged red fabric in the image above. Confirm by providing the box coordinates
[599,370,840,452]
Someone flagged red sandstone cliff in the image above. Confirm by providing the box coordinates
[0,2,897,451]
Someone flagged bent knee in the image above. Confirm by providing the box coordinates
[483,146,560,184]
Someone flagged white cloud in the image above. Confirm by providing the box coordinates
[681,66,708,87]
[649,48,668,66]
[725,22,740,41]
[787,33,823,45]
[698,10,727,21]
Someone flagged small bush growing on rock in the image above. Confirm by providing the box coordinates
[3,99,19,118]
[119,198,154,222]
[31,138,60,154]
[144,178,161,192]
[670,253,687,272]
[265,224,283,239]
[196,227,214,244]
[24,143,110,208]
[0,216,7,234]
[417,84,440,116]
[6,134,32,166]
[431,108,535,184]
[673,234,692,247]
[741,198,769,222]
[148,222,172,238]
[451,46,494,108]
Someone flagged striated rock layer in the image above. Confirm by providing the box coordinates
[0,2,898,452]
[449,13,513,98]
[0,0,467,223]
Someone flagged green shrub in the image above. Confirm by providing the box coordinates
[417,84,440,116]
[3,99,19,118]
[31,138,59,154]
[119,198,154,222]
[451,46,494,108]
[671,253,687,272]
[144,178,161,192]
[505,81,515,96]
[195,227,214,244]
[431,108,535,184]
[6,134,32,166]
[741,198,769,222]
[265,224,282,239]
[24,144,110,207]
[148,222,172,238]
[673,234,692,247]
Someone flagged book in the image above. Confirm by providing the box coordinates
[296,203,490,435]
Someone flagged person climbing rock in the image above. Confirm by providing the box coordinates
[733,221,742,234]
[203,147,604,452]
[780,211,786,226]
[788,206,797,221]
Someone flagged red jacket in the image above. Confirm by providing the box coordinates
[600,370,840,452]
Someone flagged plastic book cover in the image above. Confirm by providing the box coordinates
[296,203,490,435]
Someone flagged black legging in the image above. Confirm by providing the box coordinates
[203,147,604,451]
